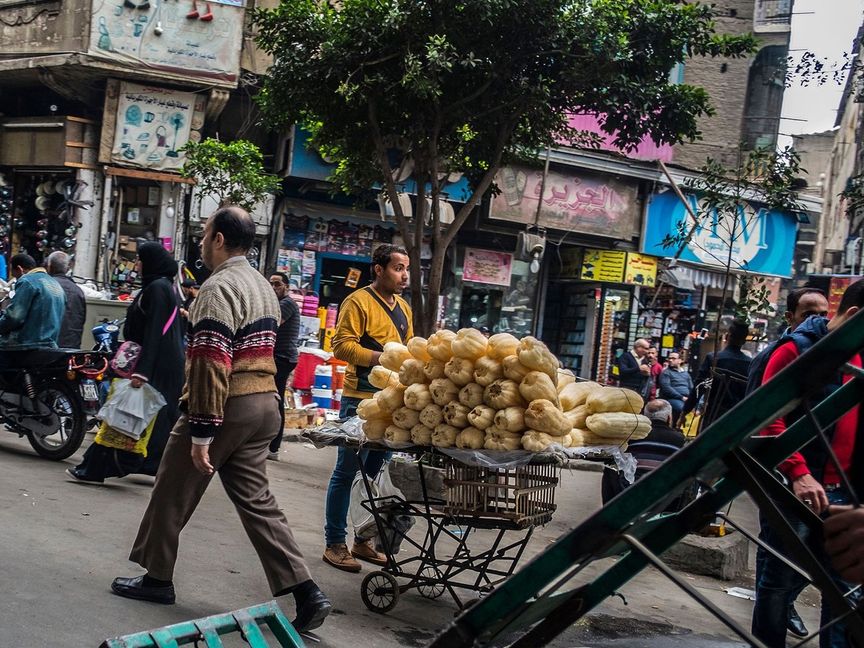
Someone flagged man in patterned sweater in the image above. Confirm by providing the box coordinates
[111,206,331,634]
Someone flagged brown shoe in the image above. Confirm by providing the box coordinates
[322,543,361,573]
[351,539,388,566]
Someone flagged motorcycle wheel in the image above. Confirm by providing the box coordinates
[26,381,85,461]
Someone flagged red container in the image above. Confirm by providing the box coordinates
[293,349,329,390]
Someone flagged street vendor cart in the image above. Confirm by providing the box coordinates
[305,422,632,613]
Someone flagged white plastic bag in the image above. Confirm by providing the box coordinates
[97,378,166,440]
[348,463,404,541]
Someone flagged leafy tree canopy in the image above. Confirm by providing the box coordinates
[253,0,756,333]
[181,138,280,213]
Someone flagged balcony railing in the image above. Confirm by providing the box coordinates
[754,0,793,32]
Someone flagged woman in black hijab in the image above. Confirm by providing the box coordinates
[68,242,186,482]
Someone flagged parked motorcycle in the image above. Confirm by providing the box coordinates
[0,349,110,460]
[92,318,124,354]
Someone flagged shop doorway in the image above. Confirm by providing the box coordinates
[460,286,504,332]
[318,255,369,311]
[542,281,598,378]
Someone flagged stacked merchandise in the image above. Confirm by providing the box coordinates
[356,329,650,452]
[14,177,79,266]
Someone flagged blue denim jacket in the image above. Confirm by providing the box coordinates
[0,269,66,348]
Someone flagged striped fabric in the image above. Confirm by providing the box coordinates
[182,256,280,438]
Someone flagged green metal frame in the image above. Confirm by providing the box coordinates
[99,601,305,648]
[429,308,864,648]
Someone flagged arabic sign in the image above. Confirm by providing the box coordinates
[463,248,514,287]
[642,188,798,278]
[828,276,862,317]
[110,82,205,172]
[490,164,640,239]
[624,253,658,287]
[580,249,627,283]
[89,0,244,83]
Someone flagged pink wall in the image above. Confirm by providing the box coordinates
[564,114,675,163]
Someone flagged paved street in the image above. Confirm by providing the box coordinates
[0,431,819,647]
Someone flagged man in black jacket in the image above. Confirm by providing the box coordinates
[601,399,685,504]
[46,251,85,348]
[685,320,751,428]
[269,272,301,460]
[616,338,650,391]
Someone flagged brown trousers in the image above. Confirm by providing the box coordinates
[129,392,312,594]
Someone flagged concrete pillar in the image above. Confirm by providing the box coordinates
[72,168,102,283]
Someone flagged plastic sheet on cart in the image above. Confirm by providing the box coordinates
[303,416,636,482]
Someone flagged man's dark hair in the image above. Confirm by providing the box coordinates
[271,272,290,285]
[371,244,409,279]
[786,287,826,313]
[210,206,256,252]
[181,278,199,288]
[10,253,36,272]
[726,320,749,348]
[837,278,864,315]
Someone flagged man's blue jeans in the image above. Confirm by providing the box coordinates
[752,487,861,648]
[323,396,391,547]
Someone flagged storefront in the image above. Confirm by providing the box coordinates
[486,162,647,380]
[96,80,205,291]
[540,246,658,381]
[0,116,100,279]
[440,245,538,336]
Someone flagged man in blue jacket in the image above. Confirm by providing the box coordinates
[0,253,65,349]
[658,351,693,426]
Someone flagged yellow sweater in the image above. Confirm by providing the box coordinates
[332,286,413,399]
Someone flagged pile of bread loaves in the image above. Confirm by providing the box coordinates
[356,329,651,452]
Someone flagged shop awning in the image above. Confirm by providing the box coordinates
[670,264,738,289]
[658,266,696,291]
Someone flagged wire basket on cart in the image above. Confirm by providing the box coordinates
[443,461,558,528]
[355,452,563,614]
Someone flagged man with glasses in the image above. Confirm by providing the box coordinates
[658,352,692,426]
[268,272,301,460]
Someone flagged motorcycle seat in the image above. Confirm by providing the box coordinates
[0,348,75,368]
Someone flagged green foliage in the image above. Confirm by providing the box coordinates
[180,138,280,212]
[252,0,756,331]
[254,0,755,190]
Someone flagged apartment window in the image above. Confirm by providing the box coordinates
[754,0,793,33]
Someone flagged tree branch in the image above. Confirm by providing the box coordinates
[441,117,515,249]
[368,98,412,247]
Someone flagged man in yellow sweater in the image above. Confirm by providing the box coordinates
[324,244,412,572]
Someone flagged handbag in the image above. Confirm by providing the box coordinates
[109,304,178,378]
[110,341,142,378]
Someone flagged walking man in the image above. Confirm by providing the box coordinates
[268,271,301,460]
[46,251,86,348]
[110,206,331,634]
[751,279,864,648]
[323,244,412,572]
[616,338,651,392]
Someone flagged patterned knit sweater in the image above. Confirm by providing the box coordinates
[182,255,279,438]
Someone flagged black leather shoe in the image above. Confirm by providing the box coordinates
[111,576,175,605]
[292,589,332,634]
[788,605,808,637]
[66,467,103,484]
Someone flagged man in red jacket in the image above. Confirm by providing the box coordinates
[751,279,863,648]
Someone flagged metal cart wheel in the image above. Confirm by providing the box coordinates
[417,567,445,599]
[361,571,400,614]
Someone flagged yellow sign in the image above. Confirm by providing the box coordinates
[625,253,658,287]
[580,249,626,283]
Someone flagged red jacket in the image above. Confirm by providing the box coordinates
[759,341,860,484]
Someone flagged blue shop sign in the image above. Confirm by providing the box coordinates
[641,188,798,278]
[288,127,472,202]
